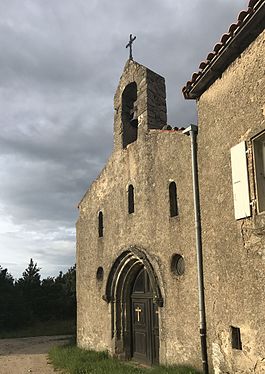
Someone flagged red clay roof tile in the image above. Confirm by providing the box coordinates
[213,43,223,53]
[228,23,238,34]
[191,72,199,81]
[220,33,231,44]
[199,61,207,70]
[206,52,216,61]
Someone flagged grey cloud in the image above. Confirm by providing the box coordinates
[0,0,247,277]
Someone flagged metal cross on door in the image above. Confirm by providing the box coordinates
[135,306,142,322]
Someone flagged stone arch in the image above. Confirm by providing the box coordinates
[122,82,138,148]
[103,247,163,360]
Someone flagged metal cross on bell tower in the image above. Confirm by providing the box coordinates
[126,34,136,60]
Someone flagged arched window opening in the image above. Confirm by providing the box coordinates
[128,184,134,214]
[133,268,145,293]
[132,268,151,293]
[98,211,104,237]
[169,181,178,217]
[122,82,138,148]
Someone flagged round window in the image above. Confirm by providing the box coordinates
[96,267,104,281]
[171,254,185,276]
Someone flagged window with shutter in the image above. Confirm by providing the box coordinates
[253,131,265,213]
[230,142,251,220]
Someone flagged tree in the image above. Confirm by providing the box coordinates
[0,266,27,329]
[62,264,76,319]
[20,258,41,285]
[0,261,76,331]
[54,264,76,319]
[16,259,41,320]
[0,266,14,286]
[0,266,14,329]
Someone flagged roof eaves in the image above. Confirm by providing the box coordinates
[183,0,265,100]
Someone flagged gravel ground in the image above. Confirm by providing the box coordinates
[0,335,71,374]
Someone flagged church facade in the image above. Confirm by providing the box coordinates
[77,1,265,373]
[76,60,201,367]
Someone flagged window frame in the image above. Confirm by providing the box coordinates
[169,181,178,217]
[252,130,265,214]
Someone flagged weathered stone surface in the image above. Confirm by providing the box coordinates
[197,30,265,374]
[77,60,201,369]
[76,28,265,373]
[113,60,167,148]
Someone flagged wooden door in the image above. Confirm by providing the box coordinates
[131,298,151,363]
[130,268,159,365]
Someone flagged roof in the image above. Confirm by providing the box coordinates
[182,0,265,99]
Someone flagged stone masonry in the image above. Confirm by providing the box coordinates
[77,5,265,373]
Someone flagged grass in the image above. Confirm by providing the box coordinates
[0,319,76,339]
[49,344,201,374]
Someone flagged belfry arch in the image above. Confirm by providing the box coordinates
[122,82,138,148]
[103,247,163,364]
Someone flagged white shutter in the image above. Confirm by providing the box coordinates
[230,141,251,220]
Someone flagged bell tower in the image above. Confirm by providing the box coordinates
[113,60,167,151]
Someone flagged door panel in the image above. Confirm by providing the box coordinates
[130,268,160,365]
[134,332,146,355]
[131,299,150,363]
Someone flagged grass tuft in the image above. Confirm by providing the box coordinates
[49,344,201,374]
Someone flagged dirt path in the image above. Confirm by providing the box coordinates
[0,335,71,374]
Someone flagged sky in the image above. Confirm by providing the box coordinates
[0,0,248,279]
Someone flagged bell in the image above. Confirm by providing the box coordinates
[130,114,138,128]
[129,105,138,128]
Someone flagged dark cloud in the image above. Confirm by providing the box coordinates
[0,0,247,277]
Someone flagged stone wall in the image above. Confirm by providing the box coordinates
[197,30,265,374]
[77,129,202,366]
[77,61,202,368]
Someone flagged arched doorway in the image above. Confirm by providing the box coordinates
[103,248,163,365]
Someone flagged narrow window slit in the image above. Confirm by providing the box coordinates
[169,181,178,217]
[98,211,104,237]
[231,326,242,350]
[128,185,134,214]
